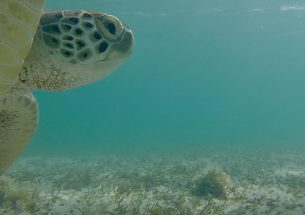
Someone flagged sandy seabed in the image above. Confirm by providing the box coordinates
[1,146,305,215]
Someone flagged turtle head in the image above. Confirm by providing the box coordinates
[85,12,134,67]
[92,12,134,59]
[22,11,134,91]
[73,11,134,85]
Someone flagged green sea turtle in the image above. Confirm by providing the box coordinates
[0,0,134,175]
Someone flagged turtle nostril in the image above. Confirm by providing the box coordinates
[103,20,116,35]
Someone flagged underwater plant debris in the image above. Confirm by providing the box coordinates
[2,148,305,215]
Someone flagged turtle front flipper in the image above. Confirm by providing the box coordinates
[0,0,45,94]
[0,93,38,175]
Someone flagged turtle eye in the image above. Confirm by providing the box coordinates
[103,20,116,35]
[95,15,124,40]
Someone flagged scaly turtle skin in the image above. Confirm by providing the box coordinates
[0,1,134,175]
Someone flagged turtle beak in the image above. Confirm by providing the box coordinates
[107,28,134,60]
[116,29,134,55]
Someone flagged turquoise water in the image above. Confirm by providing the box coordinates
[26,0,305,157]
[3,2,305,214]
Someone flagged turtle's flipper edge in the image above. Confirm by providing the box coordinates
[0,93,38,175]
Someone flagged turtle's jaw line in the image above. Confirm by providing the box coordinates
[113,30,134,54]
[101,29,133,62]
